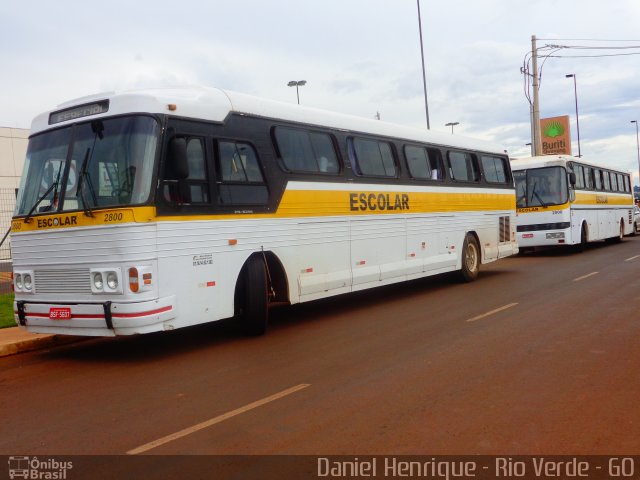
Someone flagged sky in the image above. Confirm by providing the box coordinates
[2,0,640,183]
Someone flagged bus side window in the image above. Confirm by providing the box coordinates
[595,169,603,190]
[404,145,443,181]
[349,137,396,177]
[575,165,585,189]
[163,137,209,204]
[427,148,444,180]
[586,168,595,190]
[216,141,268,205]
[404,145,431,179]
[602,170,611,191]
[448,151,479,182]
[273,127,339,174]
[480,155,509,183]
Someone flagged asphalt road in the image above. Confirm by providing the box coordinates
[1,236,639,460]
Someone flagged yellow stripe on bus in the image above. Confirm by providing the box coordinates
[574,192,633,206]
[11,190,515,232]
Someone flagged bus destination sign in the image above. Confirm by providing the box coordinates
[49,100,109,125]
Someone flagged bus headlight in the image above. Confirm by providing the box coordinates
[106,272,118,290]
[13,270,35,293]
[93,272,104,291]
[90,268,122,294]
[23,274,33,291]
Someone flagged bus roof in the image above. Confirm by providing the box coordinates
[510,155,631,174]
[30,86,506,154]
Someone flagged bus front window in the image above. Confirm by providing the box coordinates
[16,116,159,216]
[514,166,568,208]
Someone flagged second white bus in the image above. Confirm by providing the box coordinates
[512,155,634,251]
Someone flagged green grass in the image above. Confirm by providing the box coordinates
[0,293,16,329]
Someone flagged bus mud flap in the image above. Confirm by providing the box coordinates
[17,301,26,326]
[102,301,113,330]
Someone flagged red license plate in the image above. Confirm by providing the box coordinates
[49,307,72,320]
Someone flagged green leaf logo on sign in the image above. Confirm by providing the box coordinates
[543,121,565,138]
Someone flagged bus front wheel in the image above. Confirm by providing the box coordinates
[459,234,480,282]
[238,256,268,336]
[574,224,588,253]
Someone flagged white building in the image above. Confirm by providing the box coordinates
[0,127,28,260]
[0,127,27,189]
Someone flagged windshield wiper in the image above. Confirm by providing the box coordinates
[23,161,64,223]
[76,148,97,217]
[530,182,548,207]
[23,181,57,223]
[76,121,103,217]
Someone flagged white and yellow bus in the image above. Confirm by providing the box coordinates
[11,87,518,336]
[512,155,634,251]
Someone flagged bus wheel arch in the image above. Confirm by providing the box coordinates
[459,232,480,282]
[575,222,588,252]
[234,251,289,336]
[614,218,625,242]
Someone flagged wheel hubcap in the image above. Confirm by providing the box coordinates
[466,244,477,271]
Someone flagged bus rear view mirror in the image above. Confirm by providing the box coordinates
[167,137,189,179]
[569,172,577,186]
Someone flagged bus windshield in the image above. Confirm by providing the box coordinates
[514,166,568,208]
[15,115,159,216]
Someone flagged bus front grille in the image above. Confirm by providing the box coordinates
[35,269,92,294]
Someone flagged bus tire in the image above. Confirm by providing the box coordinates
[614,220,624,243]
[459,234,480,282]
[574,224,587,252]
[238,256,268,336]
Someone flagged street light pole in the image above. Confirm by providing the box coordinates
[287,80,307,104]
[632,120,640,197]
[416,0,430,129]
[445,122,459,134]
[566,74,581,157]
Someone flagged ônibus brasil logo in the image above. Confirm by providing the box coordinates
[8,456,73,479]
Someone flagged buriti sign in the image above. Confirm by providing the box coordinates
[540,115,572,155]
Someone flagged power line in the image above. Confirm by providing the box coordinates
[548,52,640,58]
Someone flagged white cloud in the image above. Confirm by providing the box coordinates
[2,0,639,183]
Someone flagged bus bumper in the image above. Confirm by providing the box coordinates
[517,230,569,248]
[14,296,176,336]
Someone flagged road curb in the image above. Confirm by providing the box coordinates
[0,332,85,357]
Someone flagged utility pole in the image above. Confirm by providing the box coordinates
[531,35,542,156]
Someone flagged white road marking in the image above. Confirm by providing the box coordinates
[625,255,640,262]
[466,303,518,323]
[127,383,311,455]
[573,272,599,282]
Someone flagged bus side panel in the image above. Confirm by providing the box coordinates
[297,219,352,297]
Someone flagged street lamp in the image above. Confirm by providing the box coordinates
[287,80,306,104]
[631,120,640,198]
[565,74,581,157]
[445,122,459,134]
[416,0,430,129]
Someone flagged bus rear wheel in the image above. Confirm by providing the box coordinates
[616,220,624,242]
[238,256,268,336]
[605,220,624,244]
[459,234,480,282]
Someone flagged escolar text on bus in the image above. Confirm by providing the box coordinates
[349,193,410,212]
[36,216,78,229]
